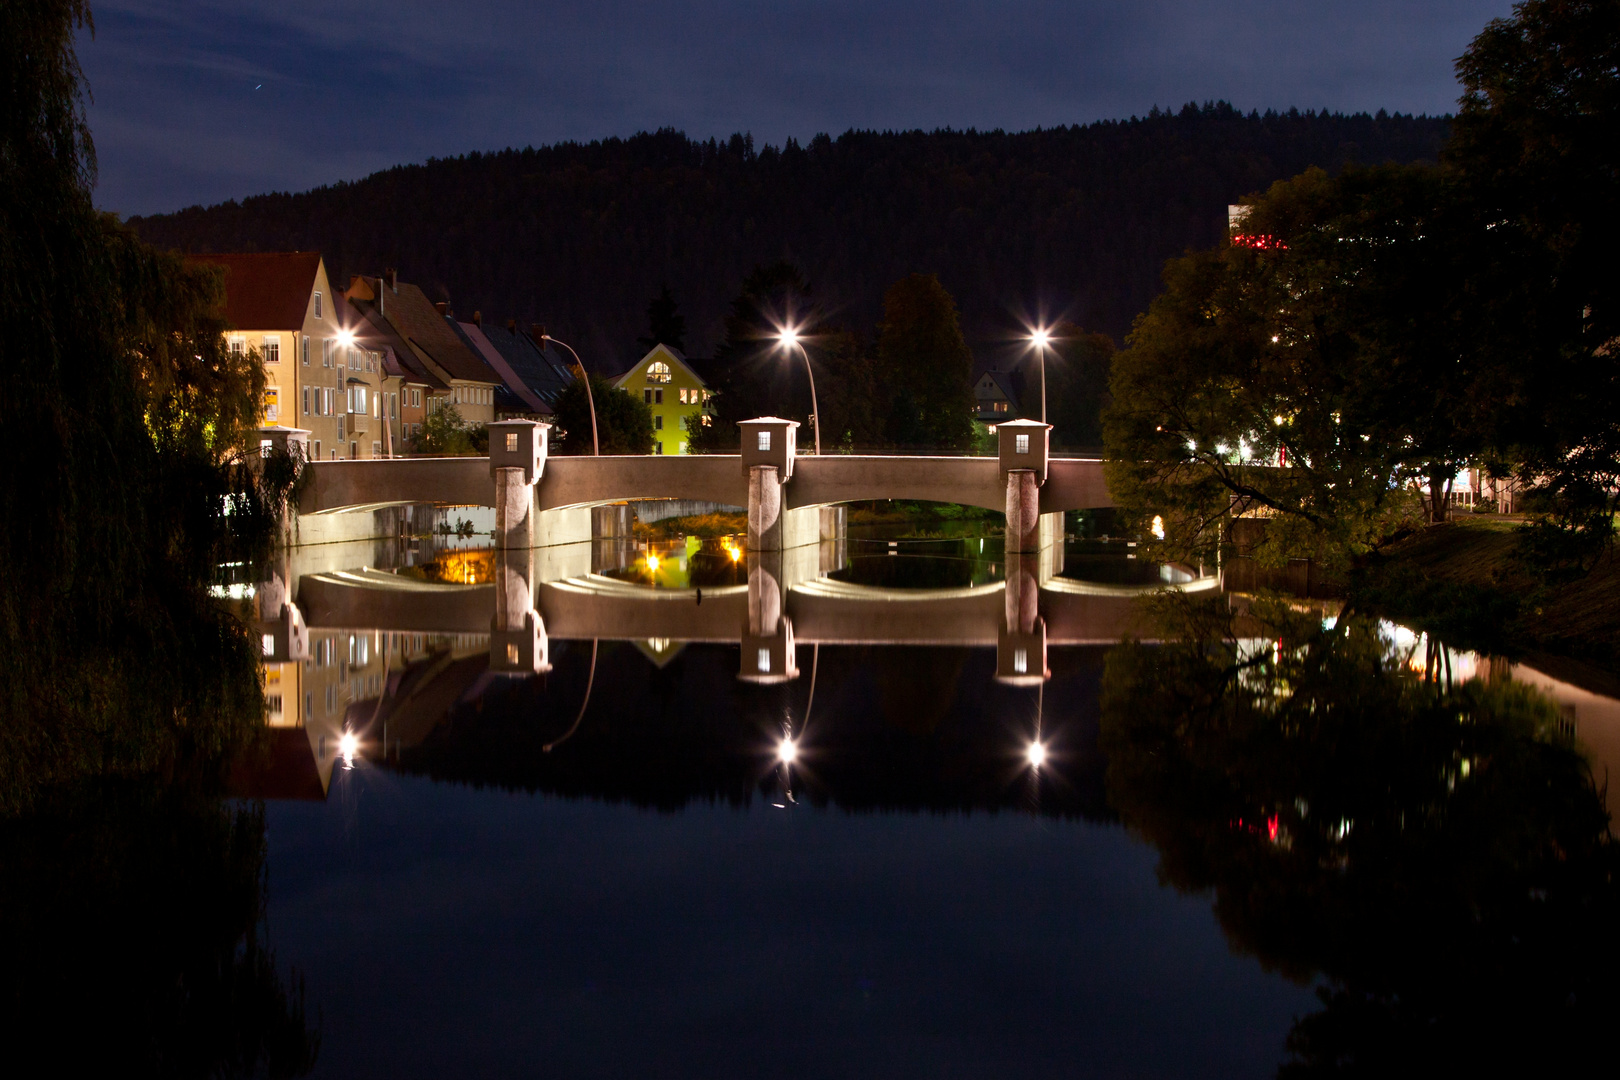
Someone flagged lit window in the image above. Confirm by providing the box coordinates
[701,415,712,427]
[647,361,671,384]
[1014,648,1028,674]
[505,432,518,452]
[678,388,688,404]
[1015,433,1029,454]
[757,647,771,673]
[262,336,279,364]
[262,634,275,656]
[757,431,771,451]
[314,291,323,318]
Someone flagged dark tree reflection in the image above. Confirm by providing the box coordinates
[1101,596,1620,1076]
[0,780,319,1078]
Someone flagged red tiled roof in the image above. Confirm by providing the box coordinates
[190,252,321,331]
[372,279,499,384]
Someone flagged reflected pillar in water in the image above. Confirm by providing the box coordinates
[998,419,1054,687]
[488,420,549,550]
[489,547,550,675]
[998,551,1049,684]
[255,569,310,664]
[740,549,799,683]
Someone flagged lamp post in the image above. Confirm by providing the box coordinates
[1029,327,1051,425]
[777,327,820,455]
[541,334,599,457]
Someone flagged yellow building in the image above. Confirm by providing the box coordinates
[191,251,358,460]
[612,344,711,455]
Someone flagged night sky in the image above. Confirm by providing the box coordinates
[83,0,1513,216]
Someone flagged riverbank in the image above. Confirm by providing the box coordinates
[1358,517,1620,679]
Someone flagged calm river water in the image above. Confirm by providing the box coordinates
[16,526,1616,1077]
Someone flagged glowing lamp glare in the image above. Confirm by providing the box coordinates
[778,738,798,765]
[646,553,660,572]
[1026,742,1046,768]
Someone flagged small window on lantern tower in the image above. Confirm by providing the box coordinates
[1015,433,1029,454]
[757,431,771,451]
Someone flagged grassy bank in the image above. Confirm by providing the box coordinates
[1357,517,1620,676]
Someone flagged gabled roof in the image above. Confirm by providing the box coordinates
[342,279,447,389]
[612,343,708,390]
[355,275,499,385]
[975,369,1021,408]
[454,321,552,415]
[190,251,322,331]
[471,321,581,407]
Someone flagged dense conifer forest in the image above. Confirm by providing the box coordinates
[130,104,1448,361]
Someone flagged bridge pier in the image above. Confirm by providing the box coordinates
[488,420,549,550]
[997,420,1053,682]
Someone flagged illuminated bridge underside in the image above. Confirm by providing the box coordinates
[298,454,1114,517]
[294,571,1203,645]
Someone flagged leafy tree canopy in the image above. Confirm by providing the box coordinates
[551,373,655,455]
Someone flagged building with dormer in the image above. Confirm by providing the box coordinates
[611,344,711,455]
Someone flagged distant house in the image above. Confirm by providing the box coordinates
[611,344,712,455]
[453,317,580,420]
[343,271,501,428]
[190,251,347,460]
[973,369,1022,422]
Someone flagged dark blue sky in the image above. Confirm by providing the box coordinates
[82,0,1513,216]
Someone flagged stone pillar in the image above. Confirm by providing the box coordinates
[739,417,798,552]
[487,420,549,550]
[1005,468,1041,553]
[1004,551,1040,635]
[747,465,783,551]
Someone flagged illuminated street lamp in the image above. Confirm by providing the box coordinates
[540,333,599,456]
[777,326,821,455]
[1028,327,1052,425]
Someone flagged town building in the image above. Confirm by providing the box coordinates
[973,369,1023,422]
[191,251,346,460]
[611,344,712,455]
[343,271,500,430]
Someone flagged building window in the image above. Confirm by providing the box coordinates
[314,440,322,459]
[412,388,421,408]
[372,441,381,457]
[757,430,771,451]
[655,441,664,454]
[228,338,245,358]
[303,387,310,415]
[993,401,1009,413]
[322,339,333,367]
[643,388,652,404]
[1015,433,1030,454]
[647,361,671,384]
[505,432,518,452]
[757,647,771,674]
[262,336,279,364]
[301,335,310,365]
[701,414,712,427]
[350,441,358,459]
[314,291,323,319]
[654,388,663,405]
[654,415,663,431]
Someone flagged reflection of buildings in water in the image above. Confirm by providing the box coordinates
[1381,622,1620,824]
[250,629,489,797]
[1507,663,1620,822]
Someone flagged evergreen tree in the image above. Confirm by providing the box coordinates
[551,373,655,454]
[637,282,686,352]
[873,274,975,450]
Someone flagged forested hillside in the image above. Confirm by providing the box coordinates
[130,103,1447,361]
